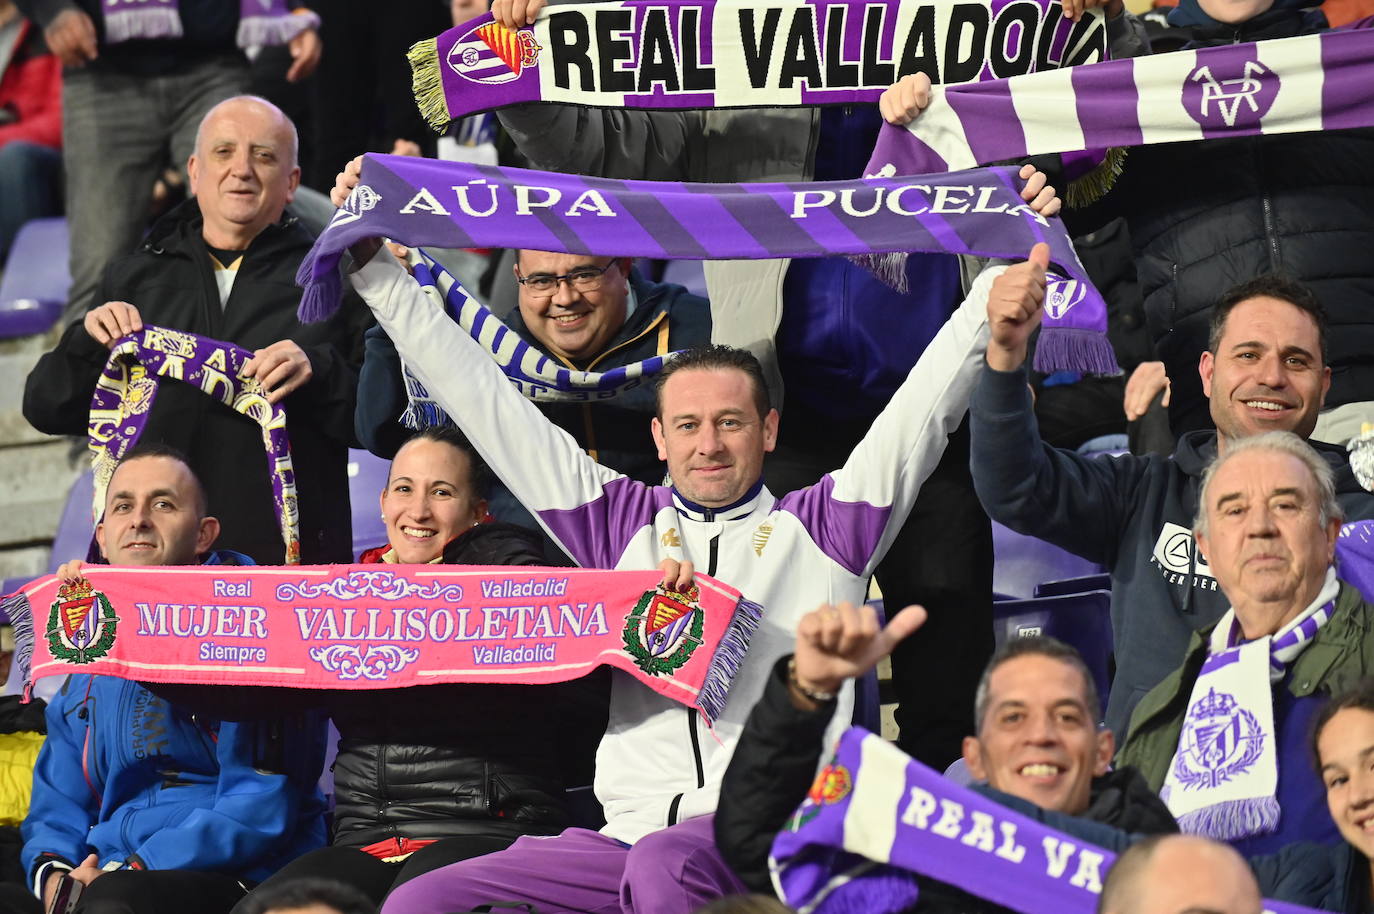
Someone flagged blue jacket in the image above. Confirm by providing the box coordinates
[21,552,327,886]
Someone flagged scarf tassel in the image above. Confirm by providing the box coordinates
[103,7,183,43]
[1065,147,1128,210]
[296,257,342,324]
[846,253,910,293]
[236,11,319,48]
[1176,795,1280,842]
[400,373,454,430]
[408,38,451,134]
[697,597,763,724]
[2,591,34,702]
[1033,327,1120,376]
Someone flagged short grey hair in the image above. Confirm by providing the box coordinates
[1193,431,1342,537]
[972,636,1101,735]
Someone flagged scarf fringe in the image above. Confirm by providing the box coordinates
[408,38,450,134]
[697,597,763,724]
[847,252,910,292]
[103,7,183,43]
[2,591,33,702]
[1176,796,1280,842]
[296,258,341,324]
[811,863,923,914]
[1033,328,1120,376]
[400,374,453,430]
[236,12,317,48]
[1065,147,1128,209]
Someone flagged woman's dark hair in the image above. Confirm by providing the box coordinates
[392,425,494,501]
[236,878,376,914]
[1311,678,1374,770]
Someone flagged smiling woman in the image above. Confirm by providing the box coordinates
[375,428,490,564]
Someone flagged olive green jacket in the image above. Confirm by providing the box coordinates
[1115,581,1374,791]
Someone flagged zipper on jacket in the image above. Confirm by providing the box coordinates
[667,793,684,826]
[673,504,720,824]
[1260,193,1281,271]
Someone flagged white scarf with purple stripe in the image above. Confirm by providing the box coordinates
[1162,567,1339,840]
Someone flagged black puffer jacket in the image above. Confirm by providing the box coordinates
[1071,10,1374,438]
[331,522,575,849]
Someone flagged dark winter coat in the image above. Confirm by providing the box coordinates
[23,198,369,564]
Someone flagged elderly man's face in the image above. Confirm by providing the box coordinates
[962,654,1112,816]
[96,456,219,567]
[1196,449,1339,638]
[188,98,299,248]
[515,252,631,363]
[1200,297,1329,449]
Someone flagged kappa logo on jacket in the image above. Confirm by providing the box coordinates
[1150,522,1217,589]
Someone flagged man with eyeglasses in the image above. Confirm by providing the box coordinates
[356,248,710,490]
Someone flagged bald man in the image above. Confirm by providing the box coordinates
[1099,835,1262,914]
[24,95,369,565]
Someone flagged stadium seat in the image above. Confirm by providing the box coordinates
[348,449,391,560]
[0,218,70,339]
[992,521,1103,600]
[48,469,96,572]
[1033,573,1112,598]
[992,590,1113,710]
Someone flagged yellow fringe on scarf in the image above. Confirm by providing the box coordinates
[1066,146,1128,209]
[408,37,451,133]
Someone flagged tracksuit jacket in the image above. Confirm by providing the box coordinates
[350,250,1002,844]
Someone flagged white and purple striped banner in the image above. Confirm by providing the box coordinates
[410,0,1107,128]
[865,25,1374,177]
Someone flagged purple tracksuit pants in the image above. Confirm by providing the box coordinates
[380,814,749,914]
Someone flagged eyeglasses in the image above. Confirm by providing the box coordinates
[516,260,618,297]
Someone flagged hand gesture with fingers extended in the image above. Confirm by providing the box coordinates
[84,302,144,349]
[792,602,928,702]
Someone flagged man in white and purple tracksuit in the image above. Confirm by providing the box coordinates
[338,217,1019,912]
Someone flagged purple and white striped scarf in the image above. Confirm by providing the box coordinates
[298,155,1117,375]
[770,727,1326,914]
[88,327,300,564]
[1161,568,1339,840]
[399,250,677,429]
[100,0,320,48]
[410,0,1106,128]
[864,26,1374,180]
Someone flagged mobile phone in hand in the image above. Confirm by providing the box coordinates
[47,874,83,914]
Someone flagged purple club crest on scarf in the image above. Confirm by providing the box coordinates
[88,327,300,564]
[298,154,1118,375]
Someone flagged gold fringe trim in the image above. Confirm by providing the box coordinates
[1066,146,1128,209]
[408,37,450,134]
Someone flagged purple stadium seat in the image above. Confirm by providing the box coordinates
[992,521,1103,600]
[349,448,391,560]
[1034,573,1112,599]
[992,590,1113,711]
[660,260,708,299]
[48,469,95,573]
[0,218,70,339]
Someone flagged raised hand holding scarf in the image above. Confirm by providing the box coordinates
[298,155,1117,375]
[88,327,300,564]
[1161,567,1340,840]
[864,26,1374,182]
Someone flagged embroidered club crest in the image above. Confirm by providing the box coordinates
[1044,277,1088,320]
[751,522,773,556]
[46,579,118,664]
[448,22,541,85]
[1172,687,1265,790]
[621,583,704,675]
[788,757,852,831]
[1183,48,1279,131]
